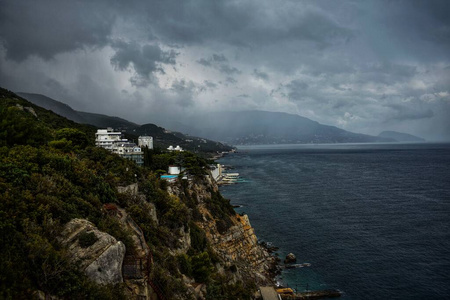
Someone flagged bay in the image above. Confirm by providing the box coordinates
[219,143,450,299]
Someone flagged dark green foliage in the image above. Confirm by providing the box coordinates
[78,231,99,248]
[177,254,192,276]
[189,222,207,253]
[204,190,235,233]
[97,217,136,255]
[206,279,254,300]
[0,105,51,147]
[55,127,89,149]
[0,88,254,299]
[145,150,208,177]
[190,252,213,283]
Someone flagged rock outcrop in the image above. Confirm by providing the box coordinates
[59,219,126,285]
[284,253,297,264]
[200,212,276,285]
[171,180,277,286]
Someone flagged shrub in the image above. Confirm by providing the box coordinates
[78,231,98,248]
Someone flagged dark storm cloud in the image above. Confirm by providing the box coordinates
[253,69,269,81]
[170,79,196,107]
[219,65,241,75]
[0,0,449,140]
[197,53,241,75]
[141,1,353,49]
[197,54,228,67]
[110,40,178,86]
[0,0,116,61]
[225,77,237,84]
[285,80,309,101]
[384,104,434,121]
[203,80,218,89]
[357,63,418,84]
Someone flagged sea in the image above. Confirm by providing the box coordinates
[218,143,450,300]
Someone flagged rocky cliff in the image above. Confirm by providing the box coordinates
[170,179,277,286]
[59,219,126,285]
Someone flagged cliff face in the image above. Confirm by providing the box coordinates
[170,179,276,286]
[59,219,126,285]
[199,210,276,285]
[58,180,275,299]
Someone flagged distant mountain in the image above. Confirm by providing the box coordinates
[77,111,139,131]
[169,111,393,145]
[18,92,233,153]
[378,131,425,142]
[18,93,139,130]
[17,92,87,124]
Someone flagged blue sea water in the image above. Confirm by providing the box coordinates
[218,143,450,299]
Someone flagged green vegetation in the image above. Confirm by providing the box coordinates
[0,88,250,299]
[78,232,99,248]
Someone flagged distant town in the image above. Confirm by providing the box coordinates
[95,128,238,184]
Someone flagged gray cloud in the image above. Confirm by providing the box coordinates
[0,0,449,141]
[197,53,241,75]
[253,69,269,81]
[0,0,116,61]
[203,80,218,90]
[170,79,196,107]
[285,80,309,101]
[225,77,237,85]
[219,65,241,75]
[110,40,177,86]
[384,104,434,121]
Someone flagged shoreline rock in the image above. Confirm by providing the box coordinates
[284,253,297,264]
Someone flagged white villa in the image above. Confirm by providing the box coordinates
[138,136,153,149]
[210,164,223,182]
[95,128,148,166]
[168,165,181,175]
[95,128,128,150]
[167,145,183,151]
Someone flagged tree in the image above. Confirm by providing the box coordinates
[55,128,89,149]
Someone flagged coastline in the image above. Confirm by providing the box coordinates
[216,155,283,288]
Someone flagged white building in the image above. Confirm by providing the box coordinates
[210,164,223,182]
[111,142,144,166]
[167,145,183,151]
[168,165,181,175]
[95,128,127,150]
[138,136,153,149]
[95,128,143,166]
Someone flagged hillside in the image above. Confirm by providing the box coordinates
[17,92,88,124]
[378,131,425,142]
[17,92,233,154]
[0,88,275,299]
[169,110,394,145]
[78,111,139,130]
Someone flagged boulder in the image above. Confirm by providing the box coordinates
[284,253,297,264]
[60,219,126,285]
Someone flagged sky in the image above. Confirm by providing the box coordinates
[1,0,449,141]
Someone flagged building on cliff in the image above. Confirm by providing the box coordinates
[111,142,144,166]
[210,164,223,182]
[138,136,153,149]
[95,128,128,150]
[167,145,183,151]
[95,128,146,166]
